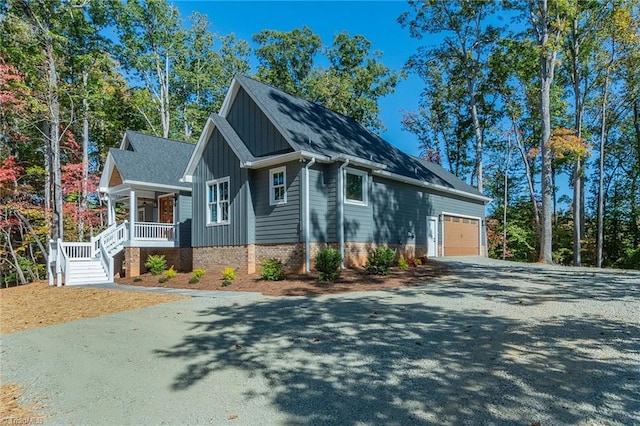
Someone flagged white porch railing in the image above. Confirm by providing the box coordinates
[132,222,176,241]
[48,221,177,286]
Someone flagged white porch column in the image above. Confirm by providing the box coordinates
[129,190,136,237]
[107,195,115,225]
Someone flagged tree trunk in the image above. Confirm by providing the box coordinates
[513,119,540,235]
[536,0,558,264]
[596,70,610,268]
[468,80,483,193]
[80,70,90,241]
[503,133,511,260]
[45,34,63,241]
[570,16,583,266]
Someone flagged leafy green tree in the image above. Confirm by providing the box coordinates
[307,32,400,131]
[115,0,185,138]
[399,0,502,192]
[254,26,321,97]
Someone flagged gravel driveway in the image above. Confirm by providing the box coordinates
[2,258,639,425]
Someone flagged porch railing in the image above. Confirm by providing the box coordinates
[62,242,93,259]
[132,222,176,241]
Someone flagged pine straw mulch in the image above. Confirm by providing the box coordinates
[116,259,450,297]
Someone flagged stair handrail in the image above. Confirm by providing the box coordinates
[98,238,113,282]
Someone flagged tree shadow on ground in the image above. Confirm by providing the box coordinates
[155,280,639,425]
[424,259,640,306]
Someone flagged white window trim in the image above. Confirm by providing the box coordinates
[206,177,230,226]
[269,166,287,206]
[344,168,368,206]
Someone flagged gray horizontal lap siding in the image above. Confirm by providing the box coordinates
[227,87,292,157]
[308,164,336,243]
[177,192,192,247]
[372,176,485,247]
[252,161,301,243]
[192,128,248,247]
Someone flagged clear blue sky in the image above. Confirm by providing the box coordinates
[172,0,427,156]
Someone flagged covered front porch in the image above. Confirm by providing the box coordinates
[103,185,181,248]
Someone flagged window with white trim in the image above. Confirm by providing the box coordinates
[269,166,287,205]
[206,177,230,225]
[345,168,368,205]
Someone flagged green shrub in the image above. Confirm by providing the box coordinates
[158,276,169,283]
[261,258,286,281]
[365,247,396,275]
[222,267,236,281]
[221,279,232,287]
[165,266,177,279]
[315,247,342,282]
[192,268,206,280]
[397,254,409,270]
[133,277,143,282]
[145,254,167,275]
[188,277,200,284]
[414,257,422,266]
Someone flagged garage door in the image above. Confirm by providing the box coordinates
[443,215,480,256]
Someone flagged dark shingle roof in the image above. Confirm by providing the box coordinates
[235,75,483,198]
[110,131,194,188]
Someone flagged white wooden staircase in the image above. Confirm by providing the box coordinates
[48,222,128,286]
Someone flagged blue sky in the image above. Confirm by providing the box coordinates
[172,0,427,156]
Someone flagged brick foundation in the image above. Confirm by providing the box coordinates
[192,241,426,276]
[255,243,305,273]
[123,247,193,278]
[193,246,250,275]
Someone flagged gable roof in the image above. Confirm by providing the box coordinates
[186,75,489,202]
[101,131,194,192]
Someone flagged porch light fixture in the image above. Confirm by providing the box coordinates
[407,231,415,240]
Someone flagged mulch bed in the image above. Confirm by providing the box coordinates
[116,259,450,297]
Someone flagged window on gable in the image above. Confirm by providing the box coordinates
[345,168,368,205]
[269,166,287,205]
[206,177,230,225]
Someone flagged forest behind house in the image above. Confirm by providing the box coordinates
[1,0,639,286]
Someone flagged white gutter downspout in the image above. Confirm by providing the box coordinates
[338,159,350,269]
[304,157,316,273]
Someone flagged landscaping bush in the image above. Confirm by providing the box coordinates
[145,254,167,275]
[315,247,342,282]
[158,276,169,283]
[192,268,206,280]
[189,268,205,284]
[133,277,142,282]
[260,258,286,281]
[365,247,396,275]
[165,266,177,279]
[222,267,236,281]
[221,280,232,287]
[397,254,409,270]
[414,257,422,266]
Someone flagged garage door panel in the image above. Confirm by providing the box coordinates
[444,215,479,256]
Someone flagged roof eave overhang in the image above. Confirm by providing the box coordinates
[101,180,191,195]
[240,151,330,169]
[372,169,492,203]
[331,154,387,171]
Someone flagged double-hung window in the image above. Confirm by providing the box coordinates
[345,168,368,205]
[206,177,230,225]
[269,166,287,205]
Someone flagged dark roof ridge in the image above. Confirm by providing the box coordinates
[125,129,194,146]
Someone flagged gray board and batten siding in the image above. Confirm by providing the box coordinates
[192,127,250,247]
[226,87,292,157]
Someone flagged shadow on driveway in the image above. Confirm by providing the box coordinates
[155,263,640,426]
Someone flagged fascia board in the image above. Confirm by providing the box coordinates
[181,116,216,183]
